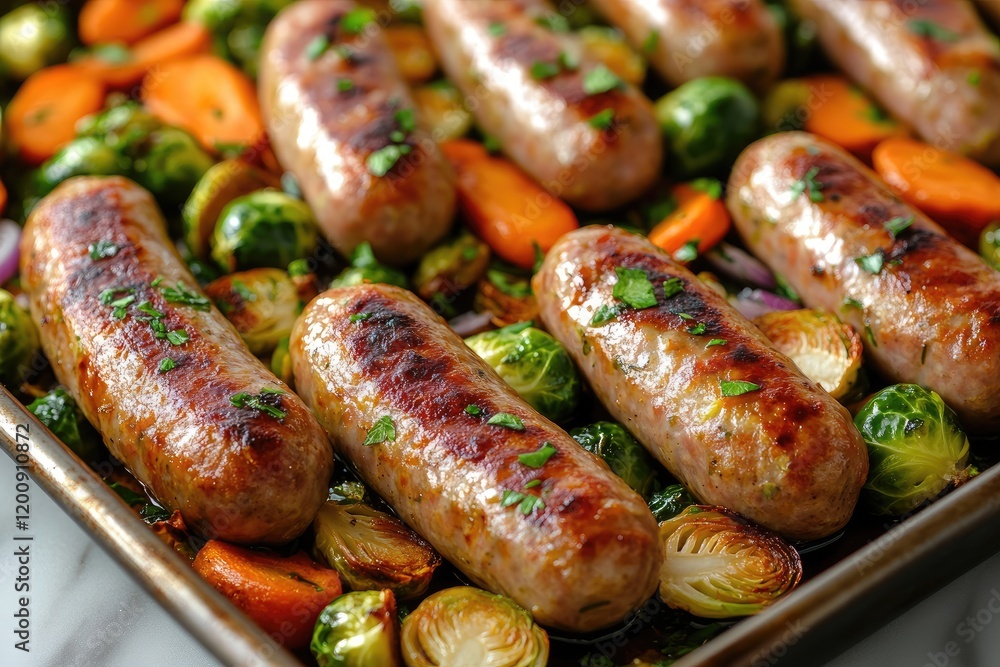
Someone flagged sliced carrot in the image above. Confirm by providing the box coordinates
[873,136,1000,247]
[647,182,731,258]
[77,21,213,89]
[5,65,106,165]
[142,54,265,154]
[0,179,6,217]
[441,139,579,269]
[79,0,184,46]
[802,75,908,163]
[193,540,343,651]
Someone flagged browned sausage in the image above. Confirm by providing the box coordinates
[20,176,333,544]
[290,283,660,631]
[533,225,868,541]
[259,0,456,265]
[727,131,1000,433]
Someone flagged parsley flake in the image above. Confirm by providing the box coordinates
[342,7,377,35]
[612,267,657,309]
[590,304,619,326]
[687,322,707,335]
[642,30,659,55]
[367,144,411,177]
[165,329,189,346]
[790,166,824,202]
[662,278,684,299]
[588,109,615,130]
[908,19,958,42]
[159,281,211,311]
[363,415,396,446]
[337,78,354,92]
[855,251,885,275]
[518,442,557,468]
[158,358,178,373]
[674,240,699,262]
[230,390,287,419]
[306,34,330,61]
[720,380,761,397]
[690,178,723,201]
[89,240,119,261]
[582,64,622,95]
[350,312,371,323]
[524,479,542,489]
[464,404,482,416]
[488,22,506,36]
[883,215,914,238]
[530,60,561,80]
[706,338,727,348]
[487,412,524,430]
[518,495,545,514]
[501,490,525,507]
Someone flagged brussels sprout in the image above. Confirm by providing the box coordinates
[400,587,549,667]
[765,1,824,77]
[211,190,320,272]
[184,0,294,76]
[981,222,1000,271]
[182,159,280,260]
[313,500,441,600]
[753,308,864,401]
[762,79,810,134]
[570,422,659,497]
[473,266,538,327]
[0,288,39,387]
[655,77,761,177]
[312,590,401,667]
[30,137,132,206]
[658,506,802,618]
[855,384,975,516]
[0,4,73,80]
[134,128,215,210]
[412,232,489,302]
[27,387,104,463]
[331,242,409,290]
[578,26,646,87]
[271,336,293,385]
[465,322,581,423]
[204,268,305,355]
[77,102,164,155]
[412,81,473,143]
[648,484,698,522]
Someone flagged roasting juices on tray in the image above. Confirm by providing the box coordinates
[2,0,1000,664]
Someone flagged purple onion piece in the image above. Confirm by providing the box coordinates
[705,242,778,290]
[731,288,800,320]
[0,219,21,287]
[449,310,495,337]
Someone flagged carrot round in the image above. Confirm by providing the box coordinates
[803,76,907,163]
[647,182,731,258]
[873,136,1000,247]
[142,54,265,154]
[5,65,106,165]
[77,21,212,89]
[79,0,184,46]
[192,540,343,650]
[0,179,7,217]
[442,139,579,269]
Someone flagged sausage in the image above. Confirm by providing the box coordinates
[289,283,660,631]
[588,0,785,91]
[259,0,455,265]
[20,176,334,544]
[423,0,662,211]
[789,0,1000,166]
[727,131,1000,433]
[533,226,867,541]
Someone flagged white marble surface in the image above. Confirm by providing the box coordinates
[2,448,1000,667]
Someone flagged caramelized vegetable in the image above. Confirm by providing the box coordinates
[384,25,438,83]
[474,265,538,328]
[578,26,646,87]
[204,268,308,355]
[79,0,184,46]
[412,81,473,143]
[312,590,401,667]
[648,181,731,259]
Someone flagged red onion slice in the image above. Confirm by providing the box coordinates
[0,219,21,287]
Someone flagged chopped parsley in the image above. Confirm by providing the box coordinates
[613,267,657,309]
[674,240,699,262]
[843,296,864,310]
[136,301,164,319]
[907,19,958,42]
[159,281,211,311]
[305,34,330,61]
[342,7,377,35]
[367,144,412,177]
[106,293,136,319]
[518,442,557,468]
[588,109,615,130]
[487,412,524,430]
[524,479,542,489]
[558,50,579,71]
[488,21,506,36]
[230,390,287,419]
[687,322,707,335]
[395,108,416,134]
[349,312,371,323]
[706,338,727,348]
[500,489,545,514]
[855,251,885,275]
[464,404,482,416]
[530,60,561,80]
[720,380,760,397]
[232,281,256,303]
[590,304,620,326]
[535,13,570,32]
[690,178,723,201]
[89,240,119,261]
[363,415,396,445]
[883,215,914,239]
[165,329,189,346]
[158,358,178,373]
[337,78,354,92]
[582,64,622,95]
[790,166,824,202]
[642,30,659,55]
[969,69,981,86]
[662,277,684,298]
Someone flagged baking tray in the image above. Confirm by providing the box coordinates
[3,381,1000,666]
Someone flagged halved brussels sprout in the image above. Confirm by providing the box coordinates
[658,506,802,618]
[204,268,306,355]
[577,26,646,87]
[0,4,73,80]
[570,422,659,498]
[211,189,320,272]
[312,590,401,667]
[400,587,549,667]
[77,102,164,156]
[413,232,490,305]
[648,484,698,522]
[761,78,809,134]
[30,137,133,206]
[753,308,864,401]
[0,288,39,387]
[855,384,975,516]
[981,222,1000,271]
[184,0,294,76]
[313,500,441,600]
[183,159,280,260]
[27,387,104,464]
[466,322,581,423]
[133,127,216,210]
[331,242,410,290]
[412,81,473,143]
[474,266,538,329]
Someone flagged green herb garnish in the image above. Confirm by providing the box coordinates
[588,109,615,130]
[530,60,561,80]
[159,281,211,311]
[590,304,619,326]
[582,64,622,95]
[883,215,914,239]
[674,240,699,262]
[230,390,287,419]
[305,34,330,61]
[341,7,377,35]
[706,338,727,348]
[687,322,707,335]
[855,251,885,275]
[464,404,482,416]
[642,30,659,55]
[158,358,178,373]
[720,380,761,397]
[89,240,119,261]
[613,267,657,309]
[488,22,506,36]
[518,442,557,468]
[790,166,824,202]
[908,19,958,42]
[363,415,396,445]
[487,412,524,430]
[367,144,411,177]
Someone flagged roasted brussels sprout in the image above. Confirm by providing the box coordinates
[0,288,39,387]
[855,384,975,516]
[570,422,659,497]
[312,590,401,667]
[981,222,1000,271]
[578,26,646,87]
[313,500,441,600]
[330,242,409,290]
[413,232,490,303]
[412,81,474,143]
[465,322,581,423]
[30,137,132,205]
[184,0,294,76]
[753,308,865,401]
[658,506,802,618]
[648,484,698,522]
[27,388,104,463]
[474,266,538,327]
[0,4,73,80]
[77,102,164,155]
[271,336,293,386]
[400,587,549,667]
[655,77,761,177]
[133,128,215,210]
[204,268,306,355]
[211,190,320,272]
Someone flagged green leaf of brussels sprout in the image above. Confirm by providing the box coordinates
[613,267,658,309]
[0,290,38,386]
[311,590,402,667]
[0,4,72,80]
[27,388,103,463]
[571,422,660,498]
[332,242,410,289]
[648,484,698,522]
[981,222,1000,270]
[212,190,320,273]
[720,380,760,397]
[364,415,397,446]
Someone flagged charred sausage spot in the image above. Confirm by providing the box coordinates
[727,344,762,365]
